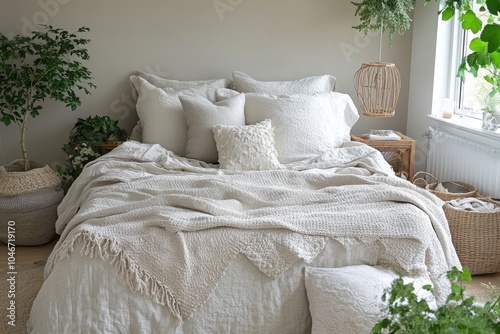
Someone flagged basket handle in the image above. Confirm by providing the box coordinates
[476,195,500,207]
[0,166,6,178]
[412,171,438,184]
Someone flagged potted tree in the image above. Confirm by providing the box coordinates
[0,25,95,245]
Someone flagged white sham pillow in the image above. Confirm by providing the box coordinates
[130,76,222,155]
[129,121,143,142]
[304,265,436,334]
[244,92,359,164]
[179,93,246,163]
[212,119,282,170]
[131,71,231,100]
[232,71,337,94]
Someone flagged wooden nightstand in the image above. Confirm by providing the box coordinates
[351,132,415,180]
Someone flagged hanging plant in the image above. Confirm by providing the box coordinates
[352,0,500,95]
[352,0,416,45]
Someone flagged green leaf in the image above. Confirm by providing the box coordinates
[442,7,456,21]
[486,0,500,15]
[470,37,489,53]
[490,51,500,67]
[461,10,483,34]
[481,24,500,53]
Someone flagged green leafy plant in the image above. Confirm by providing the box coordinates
[435,0,500,97]
[352,0,416,45]
[0,25,95,171]
[482,84,500,114]
[57,115,128,192]
[373,267,500,333]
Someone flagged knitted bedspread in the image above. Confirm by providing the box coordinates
[47,141,461,322]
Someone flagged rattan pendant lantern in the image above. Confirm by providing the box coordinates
[353,25,401,117]
[354,62,401,117]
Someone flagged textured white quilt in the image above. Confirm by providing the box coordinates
[32,141,460,333]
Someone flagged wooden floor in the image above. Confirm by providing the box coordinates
[0,238,58,267]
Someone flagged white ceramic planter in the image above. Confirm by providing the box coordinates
[482,112,500,131]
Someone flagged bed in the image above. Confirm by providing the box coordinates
[28,71,461,333]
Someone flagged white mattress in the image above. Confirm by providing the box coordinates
[29,239,380,333]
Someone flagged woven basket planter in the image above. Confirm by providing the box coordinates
[444,197,500,275]
[0,160,64,245]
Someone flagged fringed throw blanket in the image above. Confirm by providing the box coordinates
[47,141,461,322]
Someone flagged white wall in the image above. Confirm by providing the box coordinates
[406,1,440,173]
[0,0,413,168]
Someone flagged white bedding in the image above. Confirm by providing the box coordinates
[28,141,461,333]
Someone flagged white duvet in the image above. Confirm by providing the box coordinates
[28,141,461,334]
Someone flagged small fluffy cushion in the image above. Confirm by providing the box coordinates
[213,119,282,170]
[305,265,436,334]
[131,71,231,100]
[232,71,337,94]
[244,92,359,164]
[130,76,222,155]
[179,93,246,163]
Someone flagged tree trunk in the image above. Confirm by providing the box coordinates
[19,120,30,171]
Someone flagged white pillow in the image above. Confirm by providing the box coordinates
[244,92,359,164]
[304,265,436,334]
[130,76,222,155]
[179,93,246,163]
[232,71,337,94]
[129,121,143,142]
[212,119,282,170]
[131,71,231,100]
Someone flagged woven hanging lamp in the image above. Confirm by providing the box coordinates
[354,62,401,117]
[353,23,401,117]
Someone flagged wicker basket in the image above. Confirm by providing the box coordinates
[412,171,477,201]
[444,197,500,275]
[0,160,64,245]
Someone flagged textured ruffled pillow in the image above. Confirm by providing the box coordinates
[232,71,337,94]
[304,265,436,334]
[212,119,282,170]
[244,92,359,164]
[179,93,245,163]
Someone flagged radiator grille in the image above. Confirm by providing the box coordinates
[426,127,500,198]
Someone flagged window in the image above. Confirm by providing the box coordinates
[454,4,500,119]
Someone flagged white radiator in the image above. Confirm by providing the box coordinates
[426,127,500,198]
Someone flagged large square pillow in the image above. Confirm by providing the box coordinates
[232,71,337,94]
[213,119,282,170]
[130,76,222,155]
[244,92,359,164]
[179,93,245,163]
[304,265,436,334]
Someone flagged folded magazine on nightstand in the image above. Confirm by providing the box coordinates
[367,130,401,141]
